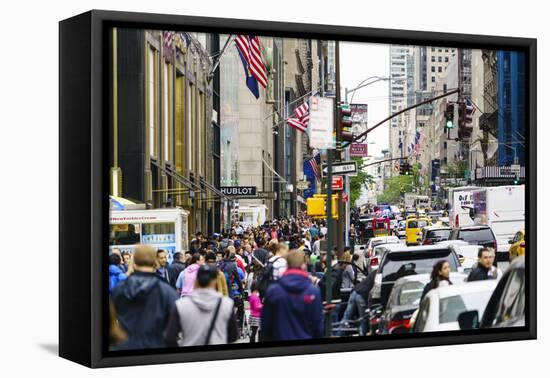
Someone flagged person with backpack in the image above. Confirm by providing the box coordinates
[176,253,205,296]
[165,263,238,346]
[221,250,245,335]
[257,242,289,300]
[261,250,323,341]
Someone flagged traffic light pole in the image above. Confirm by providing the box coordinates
[335,40,344,257]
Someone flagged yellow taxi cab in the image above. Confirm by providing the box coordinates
[405,217,430,246]
[508,229,525,261]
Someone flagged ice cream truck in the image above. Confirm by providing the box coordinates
[109,207,190,262]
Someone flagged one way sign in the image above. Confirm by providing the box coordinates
[322,161,357,176]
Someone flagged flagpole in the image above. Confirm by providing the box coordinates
[207,34,233,83]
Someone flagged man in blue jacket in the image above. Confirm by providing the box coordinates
[261,250,323,341]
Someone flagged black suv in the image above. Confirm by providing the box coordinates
[448,225,501,262]
[369,245,461,310]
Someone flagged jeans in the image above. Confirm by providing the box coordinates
[340,291,367,336]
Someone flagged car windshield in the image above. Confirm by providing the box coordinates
[458,228,494,243]
[427,229,451,240]
[398,281,425,306]
[439,292,492,323]
[381,251,458,281]
[372,238,398,247]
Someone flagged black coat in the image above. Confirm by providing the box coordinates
[167,260,186,288]
[355,270,377,304]
[111,272,179,350]
[467,265,491,282]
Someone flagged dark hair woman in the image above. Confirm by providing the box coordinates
[420,260,452,301]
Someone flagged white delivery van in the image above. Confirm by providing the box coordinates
[109,207,190,262]
[448,186,479,229]
[237,205,267,228]
[471,185,525,254]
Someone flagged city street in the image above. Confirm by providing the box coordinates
[106,29,527,349]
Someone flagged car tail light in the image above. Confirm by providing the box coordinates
[369,257,379,267]
[455,214,459,227]
[520,241,525,248]
[387,319,411,331]
[423,239,432,245]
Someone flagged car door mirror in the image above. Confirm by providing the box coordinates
[508,239,513,244]
[458,310,480,330]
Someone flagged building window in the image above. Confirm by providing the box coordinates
[445,57,449,63]
[445,49,449,53]
[438,56,442,62]
[162,61,172,162]
[175,71,186,174]
[431,66,436,72]
[431,56,436,62]
[431,47,435,52]
[438,49,442,52]
[444,141,447,149]
[438,66,443,72]
[443,83,447,92]
[187,81,195,173]
[432,76,436,82]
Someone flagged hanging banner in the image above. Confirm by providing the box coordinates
[308,97,334,149]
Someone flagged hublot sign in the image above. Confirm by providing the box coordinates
[221,186,257,196]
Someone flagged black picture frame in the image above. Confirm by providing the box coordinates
[59,9,537,368]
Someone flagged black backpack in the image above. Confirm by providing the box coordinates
[319,265,344,301]
[256,257,281,299]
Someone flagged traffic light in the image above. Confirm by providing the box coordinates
[445,104,454,129]
[340,102,354,142]
[399,161,411,175]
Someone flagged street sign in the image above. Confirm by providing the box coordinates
[511,164,521,173]
[331,176,343,191]
[322,161,357,176]
[297,181,310,190]
[221,186,257,196]
[350,143,368,157]
[308,97,334,149]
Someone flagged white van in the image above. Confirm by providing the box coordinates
[109,207,190,262]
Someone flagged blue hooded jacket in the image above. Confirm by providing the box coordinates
[109,264,127,295]
[261,269,324,341]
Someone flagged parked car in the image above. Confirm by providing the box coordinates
[412,279,498,332]
[508,229,525,261]
[378,272,467,334]
[420,225,452,245]
[458,256,525,330]
[369,245,462,310]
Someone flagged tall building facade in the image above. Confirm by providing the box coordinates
[111,28,221,235]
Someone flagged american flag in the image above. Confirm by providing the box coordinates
[235,35,268,88]
[163,31,175,53]
[307,153,321,180]
[286,100,310,133]
[287,118,307,133]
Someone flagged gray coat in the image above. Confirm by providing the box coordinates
[165,288,237,346]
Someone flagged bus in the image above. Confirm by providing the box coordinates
[109,207,190,263]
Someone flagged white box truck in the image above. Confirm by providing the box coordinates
[448,186,479,229]
[237,204,267,228]
[109,207,190,262]
[471,185,525,256]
